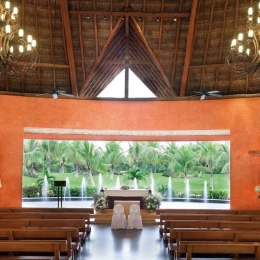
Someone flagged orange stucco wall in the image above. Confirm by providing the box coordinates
[0,95,259,209]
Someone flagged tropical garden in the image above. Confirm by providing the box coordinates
[23,140,230,201]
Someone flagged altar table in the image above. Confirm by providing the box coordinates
[103,189,149,209]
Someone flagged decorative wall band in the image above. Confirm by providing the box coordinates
[24,128,230,136]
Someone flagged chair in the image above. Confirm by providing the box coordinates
[111,204,127,229]
[127,204,143,229]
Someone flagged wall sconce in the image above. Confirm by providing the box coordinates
[0,178,2,188]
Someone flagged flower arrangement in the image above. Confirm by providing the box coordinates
[255,185,260,198]
[143,193,163,211]
[92,192,108,211]
[121,185,129,190]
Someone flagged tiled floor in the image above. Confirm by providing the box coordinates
[78,224,171,260]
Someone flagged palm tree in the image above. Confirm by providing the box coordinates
[23,139,42,177]
[67,141,82,177]
[125,167,147,187]
[53,141,69,173]
[198,142,224,190]
[77,141,106,186]
[103,141,124,179]
[173,146,198,183]
[141,142,162,178]
[163,142,178,176]
[128,142,143,167]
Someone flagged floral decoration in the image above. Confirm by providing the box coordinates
[255,185,260,198]
[92,192,108,211]
[143,193,163,211]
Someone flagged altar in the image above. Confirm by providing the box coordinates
[103,189,149,209]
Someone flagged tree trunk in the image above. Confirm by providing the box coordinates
[210,168,214,190]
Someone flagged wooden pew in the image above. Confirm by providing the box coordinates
[0,240,68,260]
[11,207,94,214]
[10,227,78,259]
[0,212,91,237]
[158,213,255,234]
[168,229,260,256]
[177,241,260,260]
[156,208,260,215]
[162,220,260,242]
[0,219,86,245]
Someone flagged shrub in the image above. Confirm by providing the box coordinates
[208,189,229,200]
[23,186,40,198]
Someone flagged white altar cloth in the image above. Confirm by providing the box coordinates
[104,189,149,197]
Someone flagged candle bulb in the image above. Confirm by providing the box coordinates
[246,48,250,56]
[5,25,10,34]
[18,29,24,38]
[5,1,10,9]
[13,7,18,15]
[19,45,24,53]
[238,45,243,53]
[27,35,32,43]
[248,30,254,38]
[238,33,243,41]
[32,40,36,48]
[248,7,253,15]
[231,39,237,47]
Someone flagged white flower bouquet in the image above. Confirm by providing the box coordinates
[92,193,108,211]
[143,193,162,211]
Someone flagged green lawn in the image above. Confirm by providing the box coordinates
[23,172,229,195]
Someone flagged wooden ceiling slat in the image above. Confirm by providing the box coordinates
[130,16,175,96]
[93,0,98,60]
[21,0,25,93]
[200,0,215,91]
[33,0,41,94]
[157,0,164,60]
[76,0,86,82]
[60,0,78,96]
[215,0,228,90]
[79,18,123,96]
[229,0,239,94]
[180,0,199,96]
[110,0,113,32]
[142,0,146,33]
[70,10,190,19]
[171,0,183,86]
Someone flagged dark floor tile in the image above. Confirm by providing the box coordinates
[77,224,173,260]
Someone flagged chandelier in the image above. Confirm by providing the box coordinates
[226,4,260,75]
[0,1,39,75]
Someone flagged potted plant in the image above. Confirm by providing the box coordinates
[254,185,260,198]
[143,193,163,212]
[92,192,108,211]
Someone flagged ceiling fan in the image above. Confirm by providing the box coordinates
[192,90,222,100]
[36,89,74,99]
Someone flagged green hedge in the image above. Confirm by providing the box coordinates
[208,189,229,200]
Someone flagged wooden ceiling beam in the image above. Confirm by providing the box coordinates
[142,0,146,32]
[200,0,215,91]
[60,0,78,96]
[215,0,228,91]
[79,18,123,96]
[157,0,164,60]
[171,0,183,85]
[76,0,86,82]
[93,0,98,59]
[130,16,176,96]
[70,10,189,18]
[180,0,199,96]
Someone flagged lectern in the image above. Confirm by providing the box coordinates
[54,180,66,208]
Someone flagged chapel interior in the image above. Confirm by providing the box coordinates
[0,0,260,259]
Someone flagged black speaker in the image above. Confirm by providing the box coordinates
[54,180,66,187]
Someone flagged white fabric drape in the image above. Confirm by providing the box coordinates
[111,204,127,229]
[127,204,143,229]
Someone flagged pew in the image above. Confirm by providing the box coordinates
[168,229,260,257]
[156,208,260,215]
[177,241,260,260]
[0,219,86,244]
[0,240,68,260]
[158,213,255,234]
[7,227,78,259]
[0,212,91,237]
[162,220,260,242]
[10,207,94,214]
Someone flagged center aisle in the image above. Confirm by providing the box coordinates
[78,224,172,260]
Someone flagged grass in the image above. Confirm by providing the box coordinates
[23,172,229,195]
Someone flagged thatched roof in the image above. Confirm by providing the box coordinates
[0,0,259,100]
